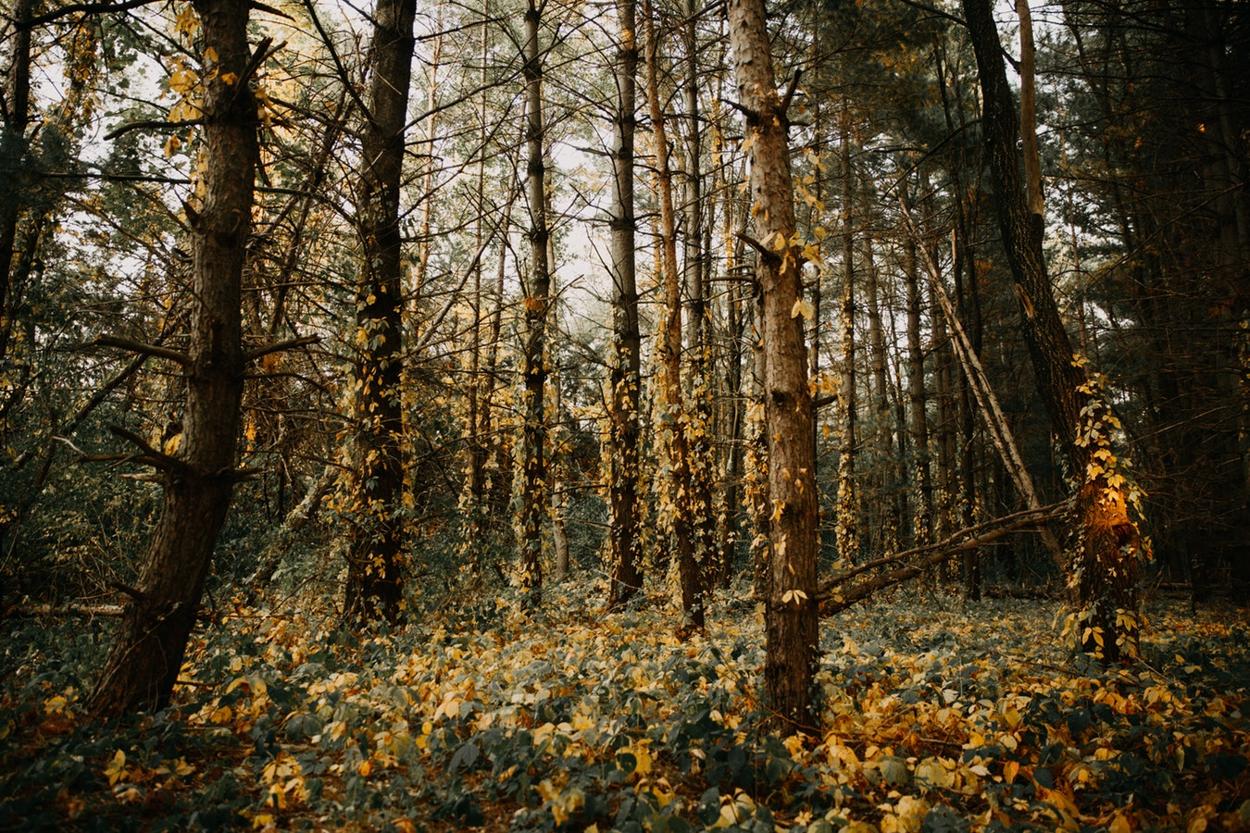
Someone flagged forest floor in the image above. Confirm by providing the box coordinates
[1,579,1248,833]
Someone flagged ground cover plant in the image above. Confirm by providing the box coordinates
[3,579,1247,832]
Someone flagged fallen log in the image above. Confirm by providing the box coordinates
[818,500,1069,615]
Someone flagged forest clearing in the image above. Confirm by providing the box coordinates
[1,0,1248,828]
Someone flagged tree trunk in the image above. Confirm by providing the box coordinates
[89,0,258,715]
[343,0,417,625]
[835,102,859,566]
[864,238,898,555]
[904,237,932,548]
[681,0,717,607]
[0,0,33,369]
[727,0,818,727]
[963,0,1145,661]
[518,0,550,608]
[643,0,702,630]
[607,0,643,606]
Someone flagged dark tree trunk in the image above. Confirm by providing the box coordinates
[904,238,932,547]
[681,0,717,606]
[835,103,859,566]
[90,0,258,715]
[343,0,417,625]
[963,0,1145,661]
[607,0,643,607]
[518,0,550,608]
[0,0,33,368]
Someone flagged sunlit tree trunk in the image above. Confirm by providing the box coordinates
[90,0,259,714]
[728,0,818,726]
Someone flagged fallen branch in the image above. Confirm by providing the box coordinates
[5,603,123,617]
[818,500,1069,615]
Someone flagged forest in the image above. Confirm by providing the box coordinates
[1,0,1248,828]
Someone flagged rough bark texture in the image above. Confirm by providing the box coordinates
[518,0,549,608]
[963,0,1143,661]
[727,0,818,727]
[0,0,33,368]
[343,0,417,625]
[607,0,643,607]
[89,0,258,715]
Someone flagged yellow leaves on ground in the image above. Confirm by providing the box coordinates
[78,583,1247,833]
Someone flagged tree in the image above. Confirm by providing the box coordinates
[961,0,1147,661]
[606,0,643,607]
[342,0,418,625]
[90,0,262,714]
[518,0,550,608]
[727,0,818,725]
[643,0,703,630]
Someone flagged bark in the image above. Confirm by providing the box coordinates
[727,0,818,727]
[835,103,859,566]
[863,239,898,554]
[903,237,932,547]
[0,0,33,368]
[518,0,549,608]
[89,0,258,715]
[1014,0,1044,220]
[343,0,417,625]
[607,0,643,606]
[963,0,1145,661]
[680,0,717,605]
[643,0,702,630]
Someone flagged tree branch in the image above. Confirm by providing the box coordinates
[779,68,802,117]
[818,501,1069,613]
[244,334,320,362]
[104,119,202,142]
[94,335,190,366]
[107,425,184,472]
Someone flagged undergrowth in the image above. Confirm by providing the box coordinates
[1,579,1247,832]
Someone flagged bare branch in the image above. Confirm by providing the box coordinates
[245,334,320,362]
[94,335,190,366]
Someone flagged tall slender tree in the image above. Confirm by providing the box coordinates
[342,0,418,624]
[518,0,551,608]
[90,0,262,714]
[606,0,643,607]
[727,0,818,725]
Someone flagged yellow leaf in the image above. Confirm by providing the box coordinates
[1110,813,1132,833]
[220,72,239,86]
[104,750,127,785]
